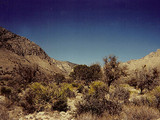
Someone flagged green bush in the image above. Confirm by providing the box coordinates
[20,82,75,113]
[58,83,75,98]
[29,82,54,103]
[20,82,56,113]
[89,81,108,98]
[69,64,102,84]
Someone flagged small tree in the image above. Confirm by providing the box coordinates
[54,73,65,85]
[136,66,159,94]
[90,64,102,81]
[69,65,90,81]
[69,64,102,84]
[103,55,126,87]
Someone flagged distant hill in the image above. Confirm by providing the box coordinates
[52,58,77,74]
[0,27,76,87]
[123,49,160,72]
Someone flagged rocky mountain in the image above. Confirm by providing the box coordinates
[123,49,160,72]
[52,58,77,74]
[0,27,76,86]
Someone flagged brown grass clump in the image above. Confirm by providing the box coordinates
[0,105,10,120]
[124,105,160,120]
[111,87,130,104]
[75,112,119,120]
[75,94,122,116]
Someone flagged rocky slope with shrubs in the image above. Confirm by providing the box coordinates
[0,26,76,80]
[124,49,160,72]
[1,26,160,120]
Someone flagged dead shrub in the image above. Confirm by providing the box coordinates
[0,105,10,120]
[124,105,160,120]
[131,97,151,106]
[75,94,122,116]
[112,87,130,104]
[75,112,119,120]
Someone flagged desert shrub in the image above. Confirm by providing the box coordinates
[20,82,73,113]
[76,95,106,116]
[69,64,102,84]
[64,88,75,98]
[54,73,65,85]
[75,112,97,120]
[20,82,57,113]
[75,94,122,116]
[77,85,84,93]
[0,105,10,120]
[0,86,12,97]
[124,105,160,120]
[127,78,137,88]
[65,78,74,83]
[20,92,36,113]
[89,81,108,98]
[72,82,79,87]
[131,66,159,94]
[52,97,68,112]
[12,64,39,88]
[89,64,102,81]
[103,55,127,87]
[69,65,90,80]
[131,97,150,106]
[59,83,76,98]
[75,112,119,120]
[149,86,160,109]
[112,87,130,103]
[29,82,54,103]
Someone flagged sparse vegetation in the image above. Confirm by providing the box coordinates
[124,105,160,120]
[112,86,130,104]
[1,54,160,119]
[75,94,122,116]
[103,55,127,87]
[127,65,159,94]
[0,105,10,120]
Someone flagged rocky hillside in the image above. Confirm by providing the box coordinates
[123,49,160,72]
[0,27,76,86]
[52,58,77,74]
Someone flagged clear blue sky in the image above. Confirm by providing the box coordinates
[0,0,160,65]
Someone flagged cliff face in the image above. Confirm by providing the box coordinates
[0,27,76,87]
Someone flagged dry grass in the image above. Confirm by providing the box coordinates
[0,105,10,120]
[75,112,119,120]
[124,105,160,120]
